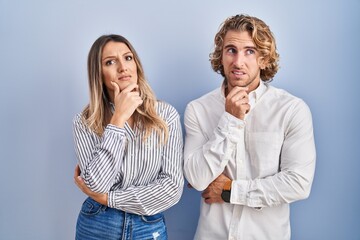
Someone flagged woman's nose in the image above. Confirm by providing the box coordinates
[117,60,127,72]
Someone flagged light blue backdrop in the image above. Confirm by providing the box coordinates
[1,0,359,239]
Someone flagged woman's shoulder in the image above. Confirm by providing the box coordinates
[73,112,88,130]
[73,112,84,123]
[156,101,180,122]
[156,101,178,113]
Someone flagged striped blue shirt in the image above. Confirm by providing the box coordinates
[73,101,184,215]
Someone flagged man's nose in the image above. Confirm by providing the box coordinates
[233,54,245,68]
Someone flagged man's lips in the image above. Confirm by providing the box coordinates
[232,70,245,76]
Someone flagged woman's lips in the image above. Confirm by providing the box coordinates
[118,75,131,81]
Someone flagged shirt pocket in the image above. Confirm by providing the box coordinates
[247,132,283,177]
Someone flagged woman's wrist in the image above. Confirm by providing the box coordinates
[110,113,126,128]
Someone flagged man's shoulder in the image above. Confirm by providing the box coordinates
[184,87,223,121]
[265,84,309,110]
[187,88,221,108]
[266,85,302,102]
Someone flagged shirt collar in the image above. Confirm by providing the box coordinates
[220,80,227,100]
[220,79,267,103]
[249,80,267,106]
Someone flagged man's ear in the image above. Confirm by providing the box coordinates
[258,57,268,70]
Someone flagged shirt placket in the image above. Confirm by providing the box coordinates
[228,129,246,240]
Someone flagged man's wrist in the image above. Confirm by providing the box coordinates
[223,179,232,191]
[221,180,232,203]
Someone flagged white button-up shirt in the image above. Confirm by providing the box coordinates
[184,81,316,240]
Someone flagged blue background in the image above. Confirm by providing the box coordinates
[1,0,359,239]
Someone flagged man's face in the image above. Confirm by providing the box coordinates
[222,30,264,93]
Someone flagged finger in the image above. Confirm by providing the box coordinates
[232,91,249,103]
[235,96,249,105]
[204,197,216,204]
[242,103,251,114]
[131,85,139,92]
[128,94,143,107]
[121,83,138,93]
[111,81,120,96]
[136,98,144,107]
[201,192,209,199]
[74,176,82,189]
[75,177,88,194]
[201,188,210,198]
[74,164,81,179]
[227,86,248,99]
[75,175,83,186]
[123,94,143,109]
[123,91,142,100]
[202,188,210,194]
[233,86,249,92]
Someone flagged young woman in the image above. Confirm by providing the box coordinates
[73,34,183,240]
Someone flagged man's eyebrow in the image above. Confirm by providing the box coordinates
[224,44,236,49]
[244,46,257,50]
[223,44,257,50]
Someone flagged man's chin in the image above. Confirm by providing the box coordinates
[231,81,248,88]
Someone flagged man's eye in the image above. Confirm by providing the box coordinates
[246,49,255,55]
[105,60,116,66]
[227,48,236,54]
[125,55,133,61]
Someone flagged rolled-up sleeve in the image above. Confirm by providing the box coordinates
[73,114,127,193]
[108,112,184,215]
[184,102,245,191]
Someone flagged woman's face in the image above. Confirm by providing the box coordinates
[101,41,138,99]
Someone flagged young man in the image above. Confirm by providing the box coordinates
[184,14,316,240]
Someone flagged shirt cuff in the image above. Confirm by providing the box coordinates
[231,179,263,208]
[106,124,126,134]
[230,179,248,205]
[103,124,127,143]
[108,191,119,208]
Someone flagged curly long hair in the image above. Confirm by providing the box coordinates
[82,34,168,144]
[210,14,280,81]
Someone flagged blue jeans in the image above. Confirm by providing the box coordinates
[76,197,168,240]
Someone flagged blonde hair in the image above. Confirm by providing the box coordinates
[210,14,280,81]
[82,34,168,144]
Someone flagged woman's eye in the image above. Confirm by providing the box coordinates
[125,55,133,61]
[105,60,116,66]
